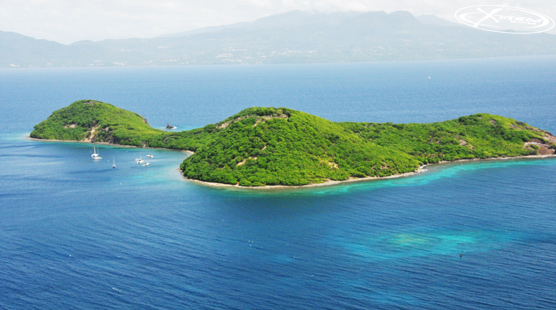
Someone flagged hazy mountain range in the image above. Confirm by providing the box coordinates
[2,10,556,67]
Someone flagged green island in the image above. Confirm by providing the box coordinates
[31,100,556,187]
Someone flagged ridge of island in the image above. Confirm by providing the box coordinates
[31,100,556,187]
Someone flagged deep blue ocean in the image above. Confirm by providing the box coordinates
[1,57,555,309]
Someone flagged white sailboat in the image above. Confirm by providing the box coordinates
[112,157,116,168]
[135,152,144,164]
[91,145,102,160]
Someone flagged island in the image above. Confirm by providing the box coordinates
[31,100,556,187]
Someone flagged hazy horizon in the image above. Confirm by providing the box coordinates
[1,0,555,44]
[0,10,459,45]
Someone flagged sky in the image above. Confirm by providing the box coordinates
[1,0,555,44]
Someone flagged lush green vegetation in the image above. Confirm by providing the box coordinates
[340,114,549,164]
[32,100,555,187]
[30,100,214,151]
[180,107,419,186]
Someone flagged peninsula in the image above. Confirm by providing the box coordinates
[31,100,556,187]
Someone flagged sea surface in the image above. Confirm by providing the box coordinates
[1,57,555,309]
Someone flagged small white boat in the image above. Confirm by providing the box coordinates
[112,157,116,168]
[142,162,150,167]
[146,154,153,158]
[137,159,144,164]
[91,145,102,160]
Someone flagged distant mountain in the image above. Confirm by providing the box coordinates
[0,31,67,67]
[2,11,556,67]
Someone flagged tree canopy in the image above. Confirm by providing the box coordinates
[31,100,556,186]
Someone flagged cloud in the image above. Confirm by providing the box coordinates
[0,0,554,44]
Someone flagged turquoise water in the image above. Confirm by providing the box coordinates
[1,57,556,309]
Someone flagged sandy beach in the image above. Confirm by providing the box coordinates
[29,136,554,190]
[185,154,555,190]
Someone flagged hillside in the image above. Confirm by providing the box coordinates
[30,100,213,151]
[31,100,556,187]
[179,107,419,186]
